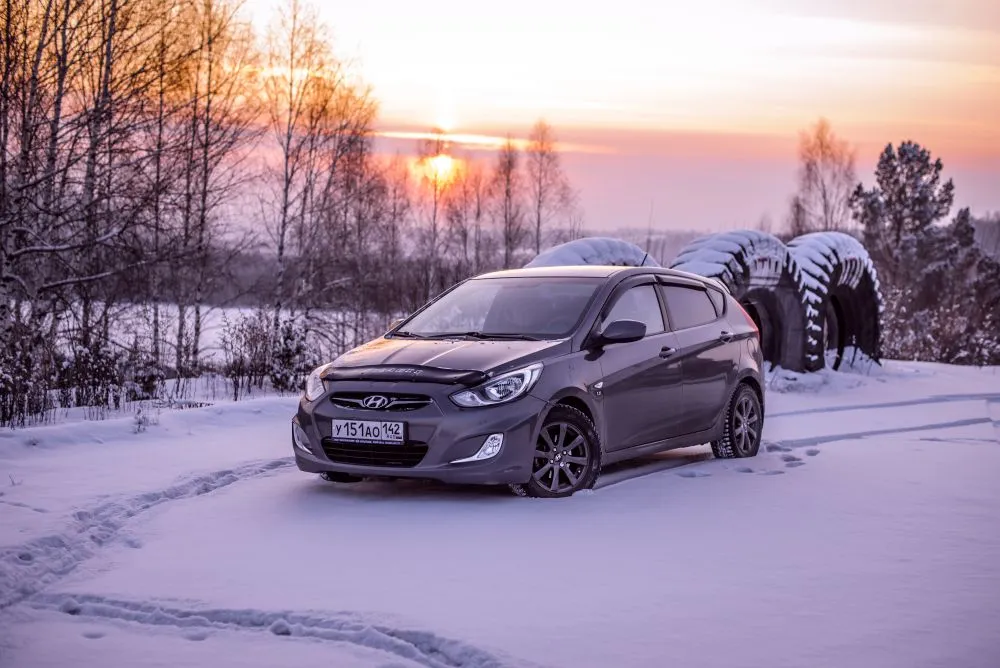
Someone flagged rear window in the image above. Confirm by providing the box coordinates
[662,284,718,330]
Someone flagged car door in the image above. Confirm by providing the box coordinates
[595,278,685,451]
[659,279,738,434]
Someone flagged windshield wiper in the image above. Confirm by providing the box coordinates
[391,330,426,338]
[423,331,542,341]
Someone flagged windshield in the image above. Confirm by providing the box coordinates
[396,277,603,340]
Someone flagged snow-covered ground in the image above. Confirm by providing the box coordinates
[2,361,999,668]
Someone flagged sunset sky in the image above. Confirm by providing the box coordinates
[249,0,1000,232]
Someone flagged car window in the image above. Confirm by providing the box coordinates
[398,277,603,339]
[662,284,718,329]
[707,288,725,316]
[600,284,664,336]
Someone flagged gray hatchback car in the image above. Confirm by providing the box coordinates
[292,266,764,497]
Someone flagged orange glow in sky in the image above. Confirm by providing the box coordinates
[409,153,462,188]
[247,0,1000,228]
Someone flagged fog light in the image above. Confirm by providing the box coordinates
[450,433,504,464]
[292,422,312,454]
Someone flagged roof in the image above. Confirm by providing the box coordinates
[473,265,727,289]
[474,265,627,279]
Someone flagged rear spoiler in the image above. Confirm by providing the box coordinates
[321,364,488,386]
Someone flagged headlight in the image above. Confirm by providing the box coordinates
[450,363,543,408]
[303,364,332,402]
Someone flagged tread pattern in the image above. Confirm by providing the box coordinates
[786,232,882,370]
[509,404,602,498]
[711,384,761,459]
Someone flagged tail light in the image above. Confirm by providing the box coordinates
[735,300,759,334]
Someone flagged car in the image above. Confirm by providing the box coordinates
[291,265,765,497]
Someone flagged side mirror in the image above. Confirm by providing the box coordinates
[387,317,406,331]
[594,319,646,346]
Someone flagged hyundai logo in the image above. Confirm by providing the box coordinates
[361,395,390,410]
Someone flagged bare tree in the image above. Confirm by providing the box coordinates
[414,128,452,299]
[525,119,572,254]
[262,0,331,336]
[444,155,492,276]
[492,136,526,269]
[794,118,857,233]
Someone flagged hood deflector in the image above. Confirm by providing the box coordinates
[321,364,488,386]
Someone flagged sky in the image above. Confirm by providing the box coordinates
[246,0,1000,232]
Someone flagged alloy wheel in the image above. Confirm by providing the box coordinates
[733,394,760,455]
[532,421,590,494]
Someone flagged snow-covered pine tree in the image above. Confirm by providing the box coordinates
[852,145,998,364]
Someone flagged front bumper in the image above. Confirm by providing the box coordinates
[292,381,545,485]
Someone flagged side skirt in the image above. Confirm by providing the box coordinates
[602,422,724,466]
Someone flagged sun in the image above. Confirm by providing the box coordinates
[427,153,456,183]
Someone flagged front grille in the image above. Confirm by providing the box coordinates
[329,392,433,412]
[321,438,428,468]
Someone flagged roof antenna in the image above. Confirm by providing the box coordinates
[642,199,654,265]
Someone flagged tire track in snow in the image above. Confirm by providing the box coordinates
[0,458,292,612]
[30,593,520,668]
[765,417,994,450]
[767,392,1000,419]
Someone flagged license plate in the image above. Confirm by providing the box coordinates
[331,419,405,444]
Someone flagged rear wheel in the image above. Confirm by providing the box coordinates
[711,384,762,459]
[510,406,601,498]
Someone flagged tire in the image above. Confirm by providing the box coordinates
[787,231,882,371]
[711,384,763,459]
[670,230,809,372]
[509,406,602,498]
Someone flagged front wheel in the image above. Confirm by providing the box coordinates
[711,384,763,459]
[510,406,601,498]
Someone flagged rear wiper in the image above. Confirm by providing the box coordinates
[424,331,542,341]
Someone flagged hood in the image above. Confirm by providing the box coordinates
[323,336,567,385]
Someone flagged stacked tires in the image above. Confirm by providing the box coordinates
[522,231,883,373]
[669,230,881,372]
[525,237,661,269]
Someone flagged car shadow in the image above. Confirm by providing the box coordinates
[295,445,714,502]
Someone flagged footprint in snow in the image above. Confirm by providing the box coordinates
[269,619,293,636]
[736,466,754,474]
[766,443,791,453]
[760,470,785,476]
[781,454,801,463]
[676,470,710,478]
[184,631,209,642]
[82,631,105,640]
[785,461,806,468]
[17,552,34,563]
[806,448,820,457]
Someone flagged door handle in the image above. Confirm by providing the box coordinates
[659,346,676,358]
[718,331,734,343]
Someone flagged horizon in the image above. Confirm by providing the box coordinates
[246,0,1000,231]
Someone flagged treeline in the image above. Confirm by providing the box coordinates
[781,120,1000,366]
[0,0,580,426]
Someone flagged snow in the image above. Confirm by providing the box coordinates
[525,237,659,268]
[3,362,1000,667]
[669,230,802,293]
[787,231,883,312]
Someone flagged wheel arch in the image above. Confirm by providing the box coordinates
[735,371,764,411]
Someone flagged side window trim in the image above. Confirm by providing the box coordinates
[594,277,665,338]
